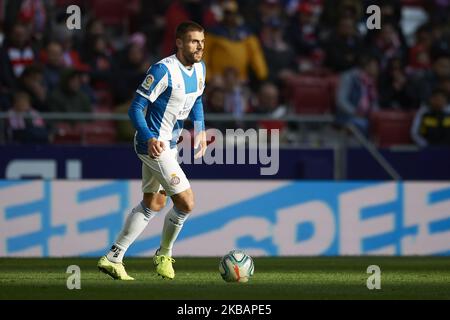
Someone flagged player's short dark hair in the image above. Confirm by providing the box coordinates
[175,21,204,40]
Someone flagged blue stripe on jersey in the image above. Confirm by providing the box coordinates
[136,70,173,154]
[189,96,205,130]
[180,67,198,94]
[137,64,168,99]
[128,94,152,142]
[170,120,184,148]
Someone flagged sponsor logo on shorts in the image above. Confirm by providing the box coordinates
[170,174,180,186]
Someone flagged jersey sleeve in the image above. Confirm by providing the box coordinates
[136,63,169,103]
[128,93,154,141]
[189,95,205,131]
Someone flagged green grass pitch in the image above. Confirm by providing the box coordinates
[0,257,449,300]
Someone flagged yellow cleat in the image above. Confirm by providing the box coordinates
[97,256,135,280]
[153,253,175,280]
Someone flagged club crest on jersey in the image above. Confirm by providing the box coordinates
[142,74,154,90]
[170,173,180,186]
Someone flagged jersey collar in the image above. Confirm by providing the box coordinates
[174,54,195,76]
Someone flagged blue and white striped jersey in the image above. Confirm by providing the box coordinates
[129,54,206,154]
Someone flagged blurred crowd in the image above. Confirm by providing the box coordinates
[0,0,450,147]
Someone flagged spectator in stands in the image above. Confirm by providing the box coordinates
[223,66,250,122]
[369,21,405,72]
[377,0,403,26]
[112,33,150,104]
[43,41,65,92]
[162,0,216,56]
[408,24,433,74]
[439,77,450,101]
[0,89,9,111]
[206,85,225,114]
[323,16,363,72]
[204,0,268,83]
[411,89,450,147]
[413,55,450,105]
[81,19,108,63]
[18,64,48,112]
[285,2,323,73]
[430,22,450,59]
[52,26,89,72]
[247,0,284,36]
[364,0,405,44]
[0,23,36,91]
[251,81,288,140]
[204,85,228,132]
[379,57,419,110]
[336,55,380,135]
[48,69,91,113]
[135,0,171,57]
[0,23,4,47]
[252,82,287,118]
[7,91,48,144]
[260,17,296,83]
[424,0,450,27]
[83,35,114,89]
[320,0,363,31]
[3,0,46,37]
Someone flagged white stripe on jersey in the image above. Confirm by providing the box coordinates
[137,54,205,143]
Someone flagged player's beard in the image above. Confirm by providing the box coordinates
[182,49,203,65]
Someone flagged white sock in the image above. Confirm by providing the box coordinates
[159,207,189,257]
[106,201,157,263]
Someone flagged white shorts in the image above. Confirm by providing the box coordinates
[136,144,190,197]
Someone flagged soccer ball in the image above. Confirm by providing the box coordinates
[219,250,254,283]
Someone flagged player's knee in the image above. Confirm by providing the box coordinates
[149,202,165,212]
[176,198,195,213]
[143,193,166,212]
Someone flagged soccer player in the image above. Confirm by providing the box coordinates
[97,21,207,280]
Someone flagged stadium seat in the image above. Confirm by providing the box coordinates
[370,110,415,147]
[287,75,336,114]
[53,122,82,144]
[81,121,117,144]
[258,120,286,133]
[91,0,131,26]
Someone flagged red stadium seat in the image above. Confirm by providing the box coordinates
[53,122,82,144]
[81,121,117,145]
[370,111,415,147]
[91,0,131,26]
[258,120,286,133]
[287,75,336,114]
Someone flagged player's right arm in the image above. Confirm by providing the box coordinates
[128,63,169,157]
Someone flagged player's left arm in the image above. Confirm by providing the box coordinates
[189,95,207,159]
